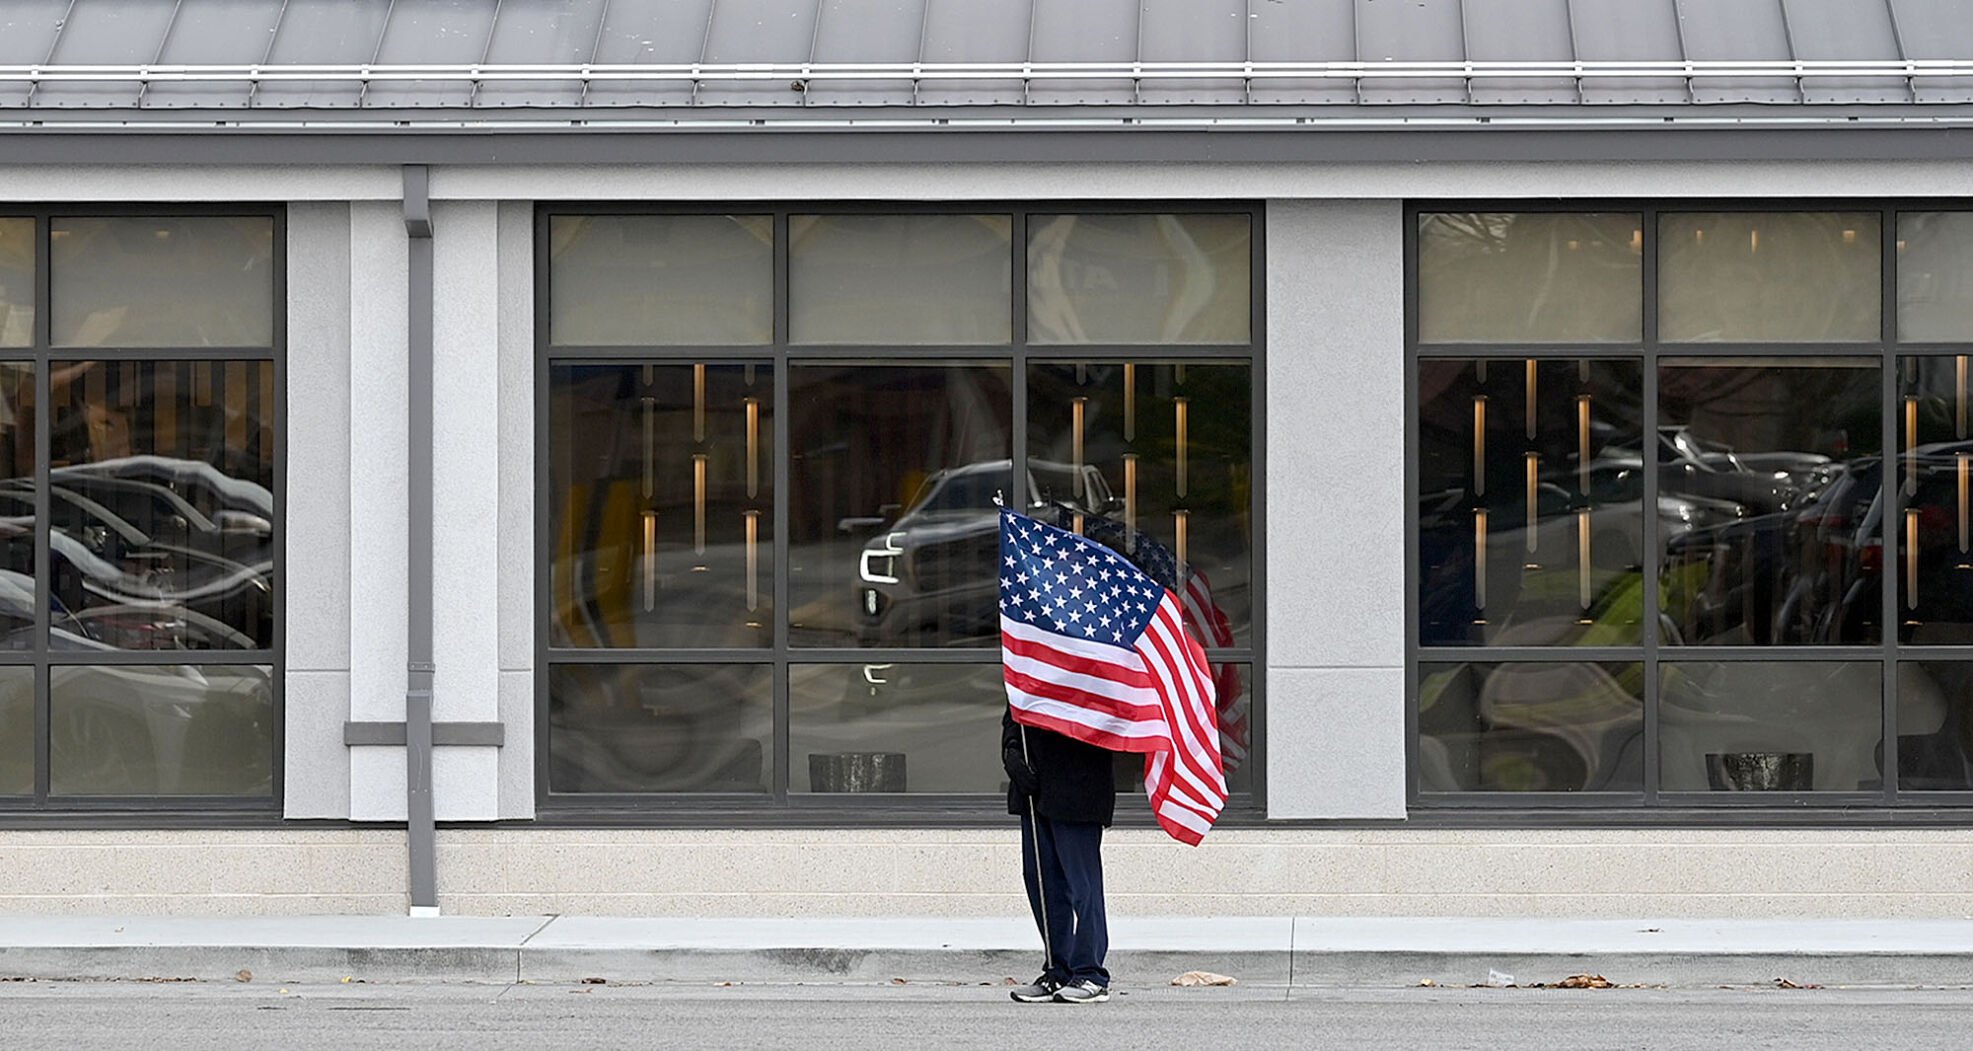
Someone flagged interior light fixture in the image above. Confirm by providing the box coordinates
[1474,509,1488,612]
[692,453,708,559]
[1906,395,1921,496]
[1123,363,1136,442]
[1472,395,1488,496]
[744,509,760,612]
[1960,453,1971,557]
[744,396,760,498]
[641,510,658,613]
[1907,508,1922,610]
[1524,359,1538,440]
[1577,394,1592,495]
[1071,396,1088,502]
[1173,509,1189,584]
[693,363,706,443]
[1122,453,1138,545]
[1958,355,1968,440]
[1174,397,1189,498]
[1524,452,1540,557]
[641,395,657,501]
[1577,509,1593,612]
[1629,228,1643,254]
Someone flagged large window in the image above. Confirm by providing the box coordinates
[0,210,281,809]
[540,205,1259,810]
[1412,204,1973,807]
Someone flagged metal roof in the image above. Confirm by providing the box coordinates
[2,0,1973,130]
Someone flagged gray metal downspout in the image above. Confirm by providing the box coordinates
[403,164,439,915]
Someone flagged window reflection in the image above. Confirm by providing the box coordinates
[549,215,773,346]
[51,218,275,348]
[550,362,773,649]
[1027,361,1252,648]
[1028,214,1250,345]
[1899,662,1973,791]
[49,664,273,796]
[1897,213,1973,342]
[1418,358,1646,647]
[788,362,1011,648]
[1660,212,1880,343]
[1658,359,1880,646]
[1417,213,1643,344]
[1419,662,1644,792]
[548,664,771,794]
[46,360,275,651]
[789,215,1012,344]
[791,663,1004,792]
[1661,661,1880,792]
[0,667,30,794]
[0,219,31,347]
[1898,357,1973,643]
[0,363,32,648]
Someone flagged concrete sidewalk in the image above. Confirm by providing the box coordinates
[6,916,1973,988]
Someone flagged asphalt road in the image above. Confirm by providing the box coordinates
[7,981,1973,1050]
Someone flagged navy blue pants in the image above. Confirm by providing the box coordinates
[1020,813,1109,987]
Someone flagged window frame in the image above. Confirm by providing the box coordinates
[0,203,286,816]
[534,200,1266,821]
[1406,197,1973,813]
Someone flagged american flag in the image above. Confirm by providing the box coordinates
[998,508,1226,845]
[1045,506,1250,772]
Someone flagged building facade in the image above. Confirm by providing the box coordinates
[5,0,1973,917]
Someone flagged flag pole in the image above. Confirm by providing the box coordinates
[1020,723,1054,978]
[1000,495,1054,978]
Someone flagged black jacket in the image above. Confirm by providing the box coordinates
[1003,706,1118,827]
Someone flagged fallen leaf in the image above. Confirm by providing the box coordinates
[890,978,908,985]
[1002,977,1019,985]
[1418,979,1436,987]
[340,976,353,984]
[1774,977,1821,990]
[235,970,253,984]
[1171,971,1238,987]
[1554,974,1614,989]
[580,977,607,985]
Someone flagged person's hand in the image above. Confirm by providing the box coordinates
[1002,746,1039,796]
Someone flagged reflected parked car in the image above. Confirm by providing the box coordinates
[853,459,1113,645]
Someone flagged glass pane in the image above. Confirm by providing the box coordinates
[549,214,772,346]
[549,363,773,649]
[1658,359,1880,646]
[1659,212,1880,343]
[1898,357,1973,643]
[791,663,1003,793]
[0,363,34,650]
[50,663,273,796]
[1897,213,1973,342]
[1417,358,1646,647]
[1027,361,1253,648]
[1660,660,1881,792]
[788,362,1012,648]
[49,360,277,651]
[1899,662,1973,791]
[0,219,31,347]
[1416,213,1643,344]
[1028,214,1250,345]
[0,667,29,795]
[1418,662,1644,793]
[51,217,275,348]
[789,215,1011,344]
[547,663,771,793]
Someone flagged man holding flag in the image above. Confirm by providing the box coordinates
[998,507,1227,1004]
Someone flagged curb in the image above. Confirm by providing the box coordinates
[8,946,1973,989]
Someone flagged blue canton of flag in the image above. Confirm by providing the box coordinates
[999,509,1164,649]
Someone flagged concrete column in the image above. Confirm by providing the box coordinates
[348,201,412,821]
[495,201,537,820]
[429,200,502,821]
[283,202,354,820]
[1263,200,1408,819]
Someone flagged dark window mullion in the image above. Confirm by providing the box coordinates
[1882,207,1902,805]
[772,211,792,805]
[31,219,49,804]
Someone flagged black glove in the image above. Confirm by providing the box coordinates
[1002,745,1039,797]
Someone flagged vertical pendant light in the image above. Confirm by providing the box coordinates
[1524,359,1538,440]
[744,396,761,498]
[641,511,658,612]
[1472,395,1488,496]
[1122,453,1138,546]
[1474,509,1488,612]
[1577,394,1593,495]
[1906,395,1921,495]
[1907,508,1922,611]
[743,510,761,612]
[1524,453,1540,555]
[1128,362,1144,439]
[1071,396,1088,502]
[641,396,657,501]
[1960,453,1971,556]
[1174,397,1189,498]
[692,453,708,558]
[1173,509,1189,583]
[1577,509,1593,611]
[692,363,706,443]
[1959,355,1969,440]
